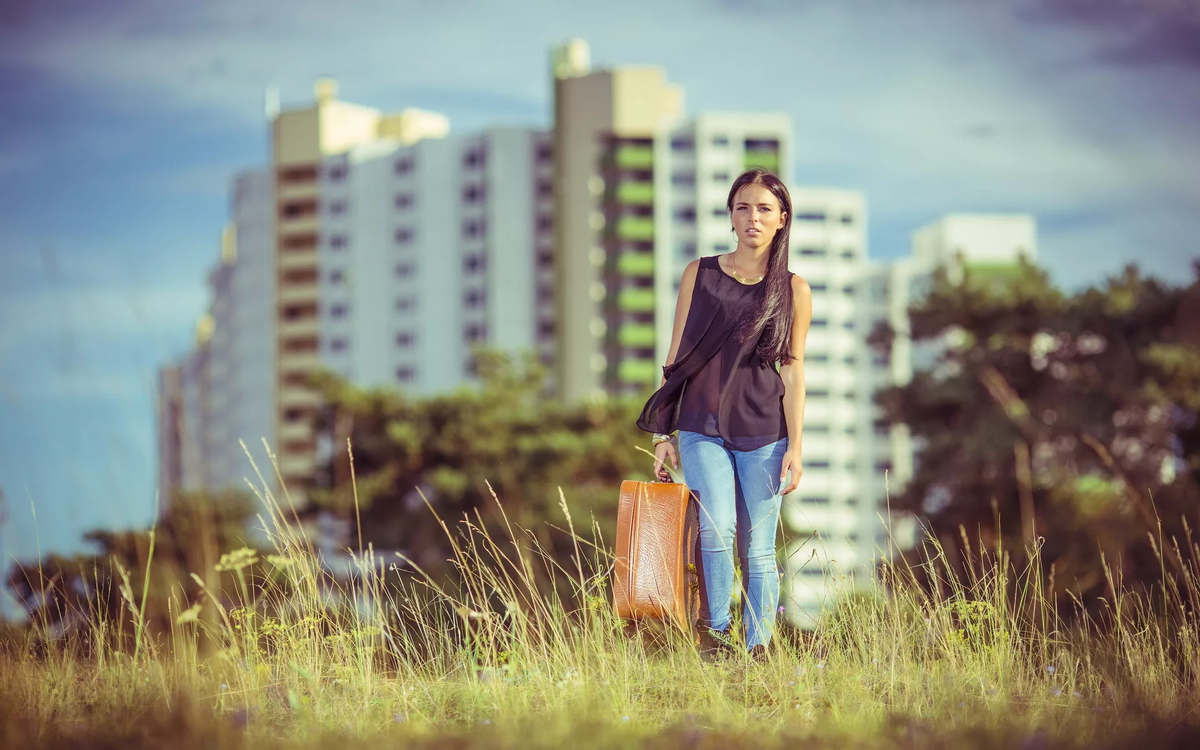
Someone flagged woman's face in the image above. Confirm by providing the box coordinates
[731,183,787,251]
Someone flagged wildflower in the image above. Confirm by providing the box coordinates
[816,662,825,670]
[215,547,259,572]
[265,554,295,568]
[393,713,407,724]
[622,716,630,722]
[220,683,228,691]
[1050,686,1062,697]
[482,719,491,725]
[778,605,786,615]
[1072,692,1081,699]
[1045,665,1056,675]
[175,602,202,624]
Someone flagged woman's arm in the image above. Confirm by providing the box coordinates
[658,259,701,389]
[778,275,813,495]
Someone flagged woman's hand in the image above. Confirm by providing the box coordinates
[653,440,679,480]
[779,448,804,496]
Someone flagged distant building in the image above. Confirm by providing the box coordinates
[781,212,1038,627]
[157,80,551,508]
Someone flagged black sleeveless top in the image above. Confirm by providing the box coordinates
[636,255,789,451]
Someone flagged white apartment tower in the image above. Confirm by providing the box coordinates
[159,80,553,506]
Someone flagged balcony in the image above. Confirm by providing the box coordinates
[279,317,320,339]
[615,216,654,241]
[278,351,321,371]
[278,420,313,443]
[279,249,319,272]
[278,283,319,305]
[617,357,657,385]
[615,181,654,205]
[278,386,322,409]
[279,215,319,235]
[617,323,656,348]
[616,252,654,277]
[613,145,654,170]
[744,149,780,172]
[617,287,656,312]
[278,180,320,202]
[277,453,315,480]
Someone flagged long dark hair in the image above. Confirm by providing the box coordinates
[727,168,795,366]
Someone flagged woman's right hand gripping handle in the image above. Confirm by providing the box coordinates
[653,439,679,482]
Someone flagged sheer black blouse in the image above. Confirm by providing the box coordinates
[636,255,790,451]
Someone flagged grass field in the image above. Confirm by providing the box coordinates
[3,476,1198,749]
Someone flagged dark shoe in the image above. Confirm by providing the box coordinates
[699,628,736,663]
[749,644,770,664]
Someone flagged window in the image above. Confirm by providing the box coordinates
[840,249,856,261]
[671,173,696,187]
[330,337,347,353]
[329,269,344,284]
[537,250,553,270]
[713,172,729,183]
[536,179,553,199]
[327,164,347,181]
[395,331,414,347]
[843,355,858,365]
[394,156,414,175]
[537,213,553,233]
[795,211,826,222]
[330,303,348,318]
[712,207,727,218]
[670,137,694,151]
[842,284,857,295]
[840,213,855,225]
[873,418,889,436]
[463,254,485,273]
[806,461,831,469]
[711,135,729,147]
[329,234,347,250]
[395,297,414,312]
[713,243,730,253]
[465,288,486,308]
[394,193,414,209]
[801,496,830,505]
[462,183,485,204]
[396,366,415,382]
[809,283,827,292]
[537,284,553,304]
[538,319,555,338]
[807,389,829,398]
[677,241,697,259]
[463,219,485,239]
[674,206,696,223]
[810,319,828,328]
[463,148,485,169]
[799,248,826,258]
[283,407,306,423]
[395,227,414,244]
[808,354,829,363]
[843,321,856,331]
[464,323,486,343]
[536,141,553,163]
[875,460,893,473]
[327,200,347,216]
[395,262,414,277]
[806,424,830,434]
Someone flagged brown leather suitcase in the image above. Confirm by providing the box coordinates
[612,474,700,636]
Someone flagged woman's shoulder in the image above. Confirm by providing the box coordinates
[789,272,812,296]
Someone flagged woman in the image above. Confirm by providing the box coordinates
[637,167,812,660]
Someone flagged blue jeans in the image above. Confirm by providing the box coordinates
[677,430,787,650]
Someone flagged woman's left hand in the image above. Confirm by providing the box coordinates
[779,448,804,496]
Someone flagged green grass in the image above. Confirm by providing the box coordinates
[2,453,1199,748]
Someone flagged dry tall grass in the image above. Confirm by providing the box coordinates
[2,450,1198,749]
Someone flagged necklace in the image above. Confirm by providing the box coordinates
[730,254,765,285]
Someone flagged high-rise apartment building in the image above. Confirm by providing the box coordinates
[551,39,686,403]
[780,211,1038,627]
[159,81,553,506]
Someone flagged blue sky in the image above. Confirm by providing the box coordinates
[1,0,1198,595]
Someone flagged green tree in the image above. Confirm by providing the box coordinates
[309,348,655,583]
[878,260,1200,606]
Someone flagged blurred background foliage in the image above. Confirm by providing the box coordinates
[6,260,1200,637]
